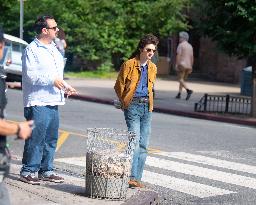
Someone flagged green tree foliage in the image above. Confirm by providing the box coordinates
[1,0,190,70]
[194,0,256,116]
[195,0,256,59]
[0,0,21,36]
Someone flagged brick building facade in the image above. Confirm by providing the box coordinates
[157,35,247,83]
[197,37,246,83]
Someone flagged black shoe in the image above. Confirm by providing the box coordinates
[186,90,193,100]
[175,93,181,99]
[38,173,64,183]
[20,174,40,185]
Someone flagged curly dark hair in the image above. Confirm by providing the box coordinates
[130,34,159,59]
[138,34,159,50]
[34,15,55,35]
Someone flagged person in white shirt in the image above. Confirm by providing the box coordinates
[175,31,194,100]
[20,15,77,185]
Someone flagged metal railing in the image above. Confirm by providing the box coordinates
[194,94,251,115]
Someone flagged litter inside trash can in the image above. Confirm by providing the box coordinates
[86,128,136,200]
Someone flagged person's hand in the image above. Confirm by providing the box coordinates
[54,79,77,96]
[17,120,33,140]
[62,81,78,97]
[65,85,78,97]
[54,78,66,90]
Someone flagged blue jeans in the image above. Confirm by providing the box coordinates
[124,101,152,181]
[21,106,59,176]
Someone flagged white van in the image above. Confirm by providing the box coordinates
[3,34,28,82]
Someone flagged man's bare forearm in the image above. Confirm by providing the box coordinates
[0,119,19,136]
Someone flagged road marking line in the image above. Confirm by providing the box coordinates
[55,155,236,198]
[142,170,235,198]
[155,151,256,175]
[146,156,256,189]
[55,156,235,198]
[56,157,86,167]
[7,121,76,151]
[148,148,161,154]
[59,129,87,138]
[56,131,70,152]
[7,120,16,123]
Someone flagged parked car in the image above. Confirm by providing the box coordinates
[3,34,28,82]
[0,46,10,77]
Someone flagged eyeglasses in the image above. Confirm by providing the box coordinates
[46,26,58,31]
[145,48,156,53]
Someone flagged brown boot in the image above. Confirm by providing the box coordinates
[128,180,145,188]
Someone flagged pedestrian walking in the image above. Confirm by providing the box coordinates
[175,31,194,100]
[114,34,159,188]
[54,28,67,57]
[0,26,32,205]
[20,15,77,185]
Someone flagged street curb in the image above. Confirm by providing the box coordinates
[70,94,256,127]
[121,190,159,205]
[70,94,114,106]
[9,85,256,127]
[154,107,256,127]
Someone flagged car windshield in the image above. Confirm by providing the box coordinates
[0,47,10,65]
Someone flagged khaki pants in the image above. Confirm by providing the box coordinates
[176,65,192,81]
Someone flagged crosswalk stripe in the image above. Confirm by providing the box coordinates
[55,156,236,198]
[155,151,256,175]
[55,156,86,167]
[146,156,256,189]
[11,157,235,199]
[142,170,235,198]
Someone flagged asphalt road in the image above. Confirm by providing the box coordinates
[5,89,256,205]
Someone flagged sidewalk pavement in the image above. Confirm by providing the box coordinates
[6,158,158,205]
[65,76,256,126]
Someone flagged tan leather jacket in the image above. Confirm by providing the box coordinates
[114,57,157,111]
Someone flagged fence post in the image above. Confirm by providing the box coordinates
[225,94,230,113]
[194,103,198,111]
[203,94,208,112]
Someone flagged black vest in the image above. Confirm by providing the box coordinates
[0,67,7,148]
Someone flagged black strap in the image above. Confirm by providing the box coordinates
[0,146,11,182]
[0,136,6,148]
[0,76,7,147]
[0,77,7,114]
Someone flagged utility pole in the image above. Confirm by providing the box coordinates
[19,0,24,39]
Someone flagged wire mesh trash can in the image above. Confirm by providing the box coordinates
[86,128,136,200]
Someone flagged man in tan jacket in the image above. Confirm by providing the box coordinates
[114,34,158,188]
[175,31,194,100]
